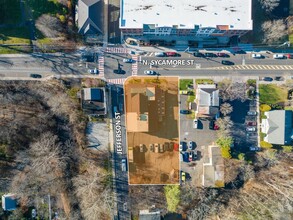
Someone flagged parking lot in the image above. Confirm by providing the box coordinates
[179,93,217,186]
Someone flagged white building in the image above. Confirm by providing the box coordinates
[120,0,252,46]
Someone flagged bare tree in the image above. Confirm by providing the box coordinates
[262,19,287,44]
[219,81,247,102]
[36,14,64,38]
[259,0,280,13]
[220,102,233,116]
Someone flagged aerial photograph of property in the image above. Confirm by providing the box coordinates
[0,0,292,219]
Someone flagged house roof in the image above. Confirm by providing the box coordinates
[2,194,16,211]
[198,88,219,106]
[139,209,161,220]
[262,110,293,145]
[78,0,103,35]
[83,88,104,101]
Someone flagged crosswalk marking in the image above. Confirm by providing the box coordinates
[103,47,129,54]
[144,52,154,57]
[207,65,293,70]
[132,55,138,76]
[107,78,126,85]
[98,56,104,77]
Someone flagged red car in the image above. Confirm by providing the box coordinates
[166,52,180,57]
[286,54,293,59]
[246,121,257,126]
[214,124,220,130]
[217,52,230,57]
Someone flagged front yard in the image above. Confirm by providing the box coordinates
[259,84,288,105]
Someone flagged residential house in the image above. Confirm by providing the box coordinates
[139,209,161,220]
[261,110,293,145]
[82,88,106,115]
[195,84,219,118]
[202,145,224,187]
[2,194,16,211]
[76,0,103,36]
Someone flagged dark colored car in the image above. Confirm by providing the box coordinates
[217,52,230,57]
[113,69,126,74]
[180,110,191,114]
[205,52,217,58]
[221,60,235,65]
[164,142,170,151]
[169,142,174,151]
[234,50,246,54]
[30,74,42,78]
[166,52,180,57]
[209,120,215,130]
[262,77,273,81]
[274,76,284,81]
[193,51,205,57]
[246,121,257,126]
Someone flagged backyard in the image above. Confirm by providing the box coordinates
[259,84,288,105]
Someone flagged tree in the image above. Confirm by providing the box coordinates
[164,185,180,212]
[216,136,233,148]
[238,153,245,161]
[220,102,233,116]
[260,104,271,112]
[260,141,273,149]
[219,81,247,102]
[259,0,280,13]
[262,19,287,44]
[282,145,292,153]
[36,14,64,38]
[220,146,232,159]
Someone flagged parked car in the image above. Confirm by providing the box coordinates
[246,127,256,132]
[164,142,170,151]
[154,143,159,153]
[286,54,293,59]
[88,68,99,74]
[123,58,134,63]
[166,52,180,57]
[274,76,284,81]
[234,50,246,54]
[247,111,257,116]
[30,73,42,78]
[252,53,264,59]
[154,52,166,57]
[221,60,234,65]
[193,150,198,160]
[193,51,205,57]
[123,202,127,211]
[159,144,164,153]
[179,142,184,151]
[209,120,215,130]
[149,144,154,152]
[113,69,126,74]
[205,52,217,57]
[188,151,193,162]
[188,141,194,150]
[246,132,257,137]
[181,172,186,182]
[273,54,285,59]
[246,121,257,126]
[121,159,127,171]
[193,119,198,128]
[169,142,174,151]
[217,52,230,57]
[249,146,261,151]
[144,70,157,75]
[262,77,273,81]
[139,144,144,152]
[180,110,191,114]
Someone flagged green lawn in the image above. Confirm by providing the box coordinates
[259,84,287,105]
[179,79,193,90]
[0,27,30,44]
[0,45,32,54]
[0,0,21,24]
[26,0,67,19]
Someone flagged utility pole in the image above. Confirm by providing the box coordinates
[48,195,52,220]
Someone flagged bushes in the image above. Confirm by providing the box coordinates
[260,141,273,149]
[282,146,292,153]
[260,104,271,112]
[164,185,180,212]
[216,137,233,159]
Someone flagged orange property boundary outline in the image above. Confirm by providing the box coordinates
[124,76,180,185]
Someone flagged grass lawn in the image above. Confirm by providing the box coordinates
[259,84,287,105]
[26,0,67,19]
[0,0,21,24]
[179,79,193,90]
[0,27,30,44]
[195,79,214,85]
[0,45,32,54]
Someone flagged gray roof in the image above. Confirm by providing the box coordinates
[263,110,293,145]
[198,88,219,107]
[83,88,104,101]
[139,210,161,220]
[78,0,103,35]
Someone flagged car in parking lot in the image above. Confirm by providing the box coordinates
[149,144,154,152]
[262,77,273,81]
[159,144,164,153]
[221,60,234,65]
[193,51,205,57]
[123,58,134,63]
[144,70,157,75]
[88,68,99,74]
[246,121,257,126]
[139,144,144,152]
[273,54,285,59]
[113,69,126,74]
[188,151,193,162]
[30,73,42,78]
[169,142,174,151]
[252,53,264,59]
[154,143,159,153]
[205,52,217,58]
[121,159,127,171]
[247,111,257,116]
[181,172,186,182]
[180,109,191,114]
[246,127,256,132]
[246,132,257,137]
[193,119,198,128]
[188,141,194,150]
[286,54,293,59]
[217,52,230,57]
[179,142,184,151]
[249,146,261,151]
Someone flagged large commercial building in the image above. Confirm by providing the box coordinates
[120,0,252,47]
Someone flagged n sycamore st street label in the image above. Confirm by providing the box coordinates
[142,59,195,66]
[114,112,123,155]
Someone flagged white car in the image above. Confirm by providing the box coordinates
[252,53,263,59]
[193,119,198,128]
[144,70,157,75]
[154,143,159,153]
[123,58,134,63]
[188,141,194,150]
[154,52,165,57]
[88,68,98,74]
[121,159,127,171]
[250,146,261,151]
[246,127,256,132]
[273,54,285,59]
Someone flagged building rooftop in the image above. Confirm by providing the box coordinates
[139,209,161,220]
[120,0,252,30]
